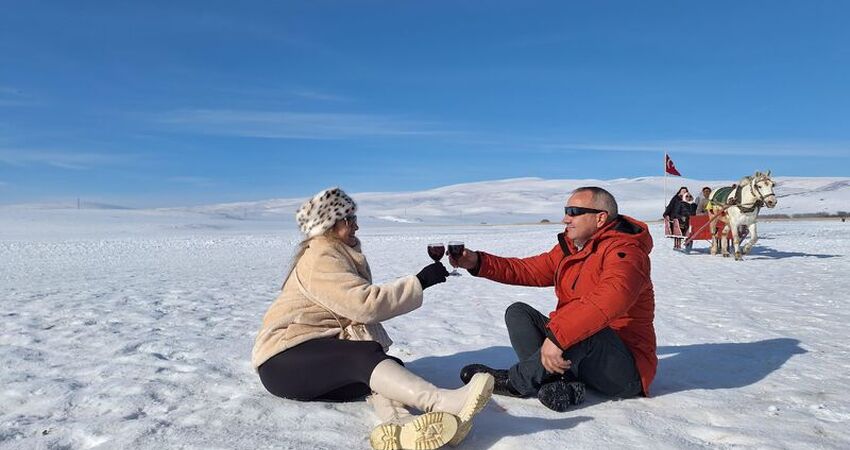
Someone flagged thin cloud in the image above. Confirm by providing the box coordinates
[168,176,215,188]
[0,86,41,107]
[0,149,138,170]
[501,33,574,49]
[158,109,447,139]
[531,139,850,158]
[205,86,351,104]
[290,89,350,102]
[440,134,850,159]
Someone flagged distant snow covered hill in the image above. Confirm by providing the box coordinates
[174,176,850,225]
[1,177,847,240]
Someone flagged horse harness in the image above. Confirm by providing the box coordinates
[715,176,774,214]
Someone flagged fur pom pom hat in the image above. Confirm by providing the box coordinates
[296,187,357,238]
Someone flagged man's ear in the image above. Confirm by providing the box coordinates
[597,212,609,227]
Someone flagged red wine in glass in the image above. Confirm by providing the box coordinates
[427,243,445,262]
[447,241,465,275]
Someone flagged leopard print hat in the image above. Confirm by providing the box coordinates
[296,187,357,238]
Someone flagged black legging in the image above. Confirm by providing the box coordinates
[258,337,402,402]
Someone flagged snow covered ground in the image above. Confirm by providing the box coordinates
[1,176,848,449]
[2,209,849,449]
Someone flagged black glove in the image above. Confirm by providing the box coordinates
[416,262,449,290]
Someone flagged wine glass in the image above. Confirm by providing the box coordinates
[427,243,446,262]
[447,241,465,276]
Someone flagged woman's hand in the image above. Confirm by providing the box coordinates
[416,262,449,289]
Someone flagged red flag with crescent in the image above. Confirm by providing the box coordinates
[665,153,682,176]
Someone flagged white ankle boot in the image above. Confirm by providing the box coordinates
[369,360,494,448]
[368,393,459,450]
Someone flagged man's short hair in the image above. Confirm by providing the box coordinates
[572,186,618,221]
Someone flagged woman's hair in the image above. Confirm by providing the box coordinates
[281,224,343,289]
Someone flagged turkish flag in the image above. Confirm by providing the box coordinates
[665,153,682,176]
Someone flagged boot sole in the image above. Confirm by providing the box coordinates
[447,373,494,447]
[447,420,472,448]
[371,412,459,450]
[370,422,402,450]
[537,380,586,412]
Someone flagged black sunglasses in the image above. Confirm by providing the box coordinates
[343,214,357,225]
[564,206,607,217]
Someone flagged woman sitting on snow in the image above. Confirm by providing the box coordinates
[252,187,494,450]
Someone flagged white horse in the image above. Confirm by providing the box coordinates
[708,171,778,260]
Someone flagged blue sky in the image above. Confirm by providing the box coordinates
[1,1,848,207]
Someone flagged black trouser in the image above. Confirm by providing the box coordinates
[258,337,401,402]
[504,302,642,398]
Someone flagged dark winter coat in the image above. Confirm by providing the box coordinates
[676,200,697,231]
[474,216,657,396]
[664,194,684,219]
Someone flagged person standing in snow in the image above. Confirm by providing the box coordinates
[677,192,698,252]
[664,186,690,222]
[664,186,691,249]
[449,187,657,412]
[252,187,494,450]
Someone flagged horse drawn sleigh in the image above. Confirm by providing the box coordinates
[665,171,778,260]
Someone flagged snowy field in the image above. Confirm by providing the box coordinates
[2,215,849,449]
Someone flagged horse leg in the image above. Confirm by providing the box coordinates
[742,223,758,254]
[731,224,743,260]
[710,215,718,255]
[721,223,731,257]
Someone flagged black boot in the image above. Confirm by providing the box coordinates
[537,379,586,412]
[460,364,525,398]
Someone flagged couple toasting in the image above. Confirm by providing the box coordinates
[252,186,657,450]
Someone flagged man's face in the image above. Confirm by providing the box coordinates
[703,188,711,197]
[562,191,608,246]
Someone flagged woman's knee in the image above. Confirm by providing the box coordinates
[347,341,393,375]
[360,340,385,355]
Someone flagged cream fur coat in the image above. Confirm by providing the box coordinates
[251,235,423,369]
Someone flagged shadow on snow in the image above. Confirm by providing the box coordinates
[653,338,806,395]
[745,246,841,260]
[407,338,805,408]
[673,244,839,259]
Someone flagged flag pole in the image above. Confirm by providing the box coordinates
[663,151,667,216]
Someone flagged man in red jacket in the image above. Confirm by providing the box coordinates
[450,187,657,411]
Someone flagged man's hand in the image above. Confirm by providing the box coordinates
[540,338,571,375]
[448,248,479,270]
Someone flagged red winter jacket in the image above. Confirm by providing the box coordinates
[476,215,657,396]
